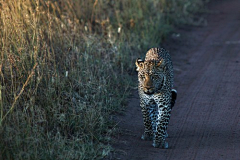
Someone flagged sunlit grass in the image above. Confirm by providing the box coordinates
[0,0,208,159]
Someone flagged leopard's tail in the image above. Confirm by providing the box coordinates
[171,89,177,109]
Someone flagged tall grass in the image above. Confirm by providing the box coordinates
[0,0,208,159]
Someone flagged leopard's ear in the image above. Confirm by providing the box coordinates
[156,59,164,67]
[135,58,144,71]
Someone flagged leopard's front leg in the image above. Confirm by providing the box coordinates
[139,98,153,141]
[153,102,171,149]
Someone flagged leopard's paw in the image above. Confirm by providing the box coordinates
[141,133,153,141]
[153,141,168,149]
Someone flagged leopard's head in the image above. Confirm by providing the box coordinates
[136,58,165,95]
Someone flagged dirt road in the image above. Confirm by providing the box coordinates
[109,0,240,159]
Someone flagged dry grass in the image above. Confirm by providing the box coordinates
[0,0,208,159]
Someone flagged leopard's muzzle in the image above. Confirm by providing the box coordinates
[143,74,154,95]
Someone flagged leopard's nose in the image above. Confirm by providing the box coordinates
[143,87,154,95]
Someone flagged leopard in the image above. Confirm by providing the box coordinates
[135,47,177,148]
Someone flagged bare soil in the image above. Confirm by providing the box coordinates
[107,0,240,159]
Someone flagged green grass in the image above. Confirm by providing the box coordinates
[0,0,208,159]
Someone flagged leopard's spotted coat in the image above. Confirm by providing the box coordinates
[136,48,177,148]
